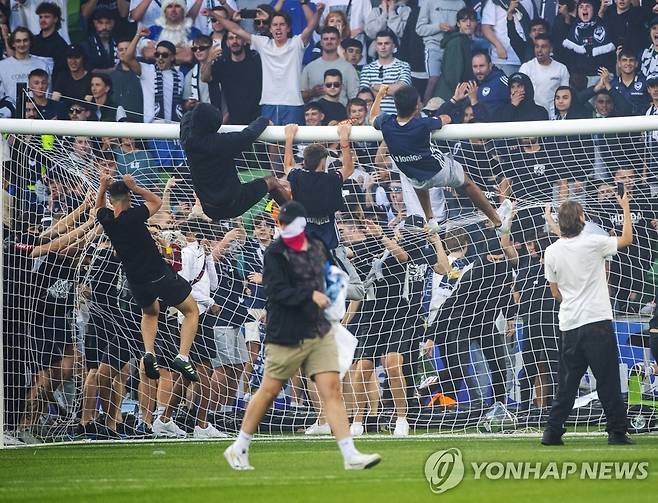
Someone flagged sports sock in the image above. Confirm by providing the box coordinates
[235,430,253,452]
[176,353,190,362]
[337,437,358,462]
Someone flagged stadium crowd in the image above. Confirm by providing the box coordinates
[2,0,658,443]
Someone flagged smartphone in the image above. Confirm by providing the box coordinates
[617,181,625,197]
[240,8,258,18]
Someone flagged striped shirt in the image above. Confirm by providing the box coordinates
[359,58,412,114]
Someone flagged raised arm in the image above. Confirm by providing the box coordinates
[300,2,325,45]
[370,84,389,120]
[426,232,450,275]
[95,171,113,210]
[283,123,298,176]
[365,219,408,263]
[123,26,147,76]
[337,123,354,180]
[212,10,252,43]
[617,190,633,249]
[123,174,162,216]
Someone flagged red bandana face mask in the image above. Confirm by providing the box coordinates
[280,217,307,251]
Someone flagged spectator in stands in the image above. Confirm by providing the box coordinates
[612,48,649,116]
[415,0,464,103]
[80,0,131,39]
[357,86,375,113]
[81,8,118,73]
[87,72,127,121]
[640,17,658,79]
[303,101,326,126]
[581,66,632,116]
[183,34,213,111]
[206,5,230,52]
[341,38,364,71]
[471,50,509,115]
[52,44,92,110]
[359,30,412,115]
[189,1,236,36]
[321,0,371,55]
[507,16,549,65]
[124,28,186,123]
[0,4,10,59]
[28,68,64,119]
[562,0,616,81]
[66,101,93,123]
[212,6,323,125]
[30,2,68,81]
[143,0,202,66]
[9,0,69,43]
[365,0,410,62]
[347,97,368,125]
[129,0,165,28]
[552,85,588,119]
[599,0,645,53]
[251,4,274,37]
[0,27,51,104]
[317,69,348,124]
[497,72,548,122]
[435,7,476,103]
[551,0,577,64]
[112,137,159,187]
[111,38,144,122]
[481,0,536,76]
[519,34,570,116]
[201,31,262,124]
[302,26,360,105]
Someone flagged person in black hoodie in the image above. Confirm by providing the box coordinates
[180,103,290,220]
[497,72,549,122]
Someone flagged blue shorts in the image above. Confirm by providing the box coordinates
[261,104,304,126]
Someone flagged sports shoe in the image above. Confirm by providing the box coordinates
[393,417,410,437]
[608,432,634,445]
[172,356,199,382]
[350,421,364,437]
[344,452,382,470]
[194,423,229,439]
[142,352,160,380]
[496,199,514,234]
[425,217,441,235]
[541,428,564,446]
[304,420,331,435]
[224,443,254,470]
[152,417,187,438]
[639,301,656,316]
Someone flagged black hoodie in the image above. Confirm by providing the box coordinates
[497,72,549,122]
[179,103,268,213]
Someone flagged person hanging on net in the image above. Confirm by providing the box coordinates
[180,102,291,220]
[95,172,200,383]
[371,83,509,233]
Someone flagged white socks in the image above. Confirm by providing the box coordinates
[337,437,358,462]
[176,353,189,362]
[235,430,253,452]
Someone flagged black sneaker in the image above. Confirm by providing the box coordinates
[541,428,564,446]
[608,432,634,445]
[143,352,161,380]
[172,356,199,382]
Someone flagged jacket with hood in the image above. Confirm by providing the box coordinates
[179,103,269,214]
[476,66,510,115]
[435,31,473,101]
[497,72,549,122]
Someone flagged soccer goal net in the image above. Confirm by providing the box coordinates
[1,114,657,446]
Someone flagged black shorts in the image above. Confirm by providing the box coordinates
[355,307,424,362]
[31,315,73,371]
[128,266,192,309]
[100,305,144,371]
[201,179,268,220]
[84,313,112,370]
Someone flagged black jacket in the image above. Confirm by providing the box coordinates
[180,103,268,214]
[262,237,334,346]
[497,72,549,122]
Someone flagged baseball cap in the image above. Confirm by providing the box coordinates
[92,7,115,20]
[647,74,658,86]
[422,97,445,114]
[651,16,658,28]
[278,201,307,225]
[65,44,84,58]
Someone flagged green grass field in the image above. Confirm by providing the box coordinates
[1,435,658,502]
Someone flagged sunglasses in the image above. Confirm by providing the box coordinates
[389,186,402,193]
[378,66,384,79]
[154,51,171,58]
[325,82,341,88]
[192,45,210,52]
[255,19,269,26]
[69,108,85,114]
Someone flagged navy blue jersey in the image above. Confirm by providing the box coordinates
[612,74,649,116]
[374,113,444,182]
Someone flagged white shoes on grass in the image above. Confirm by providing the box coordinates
[350,421,364,437]
[224,444,254,471]
[393,417,410,437]
[193,423,229,439]
[152,417,187,439]
[344,452,382,470]
[304,420,332,435]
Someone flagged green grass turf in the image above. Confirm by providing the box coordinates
[1,436,658,503]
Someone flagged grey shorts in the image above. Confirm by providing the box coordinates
[408,154,465,190]
[211,326,248,367]
[425,46,443,77]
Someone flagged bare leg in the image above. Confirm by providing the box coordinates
[195,364,213,428]
[157,369,174,413]
[81,369,98,425]
[289,369,306,406]
[307,377,325,424]
[352,359,374,423]
[141,301,160,354]
[457,175,501,227]
[97,363,118,425]
[423,76,439,105]
[413,187,434,222]
[174,295,199,357]
[162,375,185,421]
[213,366,229,409]
[313,372,350,441]
[244,340,260,393]
[366,371,381,417]
[138,363,157,427]
[240,374,285,435]
[384,352,407,419]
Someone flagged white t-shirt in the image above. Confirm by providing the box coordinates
[250,34,306,106]
[481,0,534,66]
[186,0,238,35]
[519,58,570,115]
[129,0,163,27]
[10,0,70,43]
[138,62,184,123]
[0,56,51,102]
[544,233,618,331]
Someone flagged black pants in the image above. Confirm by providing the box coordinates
[546,320,627,435]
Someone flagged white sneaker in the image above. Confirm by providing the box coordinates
[193,423,229,439]
[639,301,656,316]
[152,417,187,438]
[344,451,381,470]
[496,199,514,234]
[350,421,364,437]
[393,417,410,437]
[304,420,331,435]
[425,217,441,234]
[224,443,254,470]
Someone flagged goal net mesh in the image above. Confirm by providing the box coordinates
[2,113,657,445]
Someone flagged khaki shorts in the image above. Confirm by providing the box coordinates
[264,330,339,381]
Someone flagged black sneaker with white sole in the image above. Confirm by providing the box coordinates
[172,356,199,382]
[142,352,160,380]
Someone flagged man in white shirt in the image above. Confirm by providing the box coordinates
[0,26,51,103]
[542,195,634,446]
[519,33,569,116]
[212,3,324,124]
